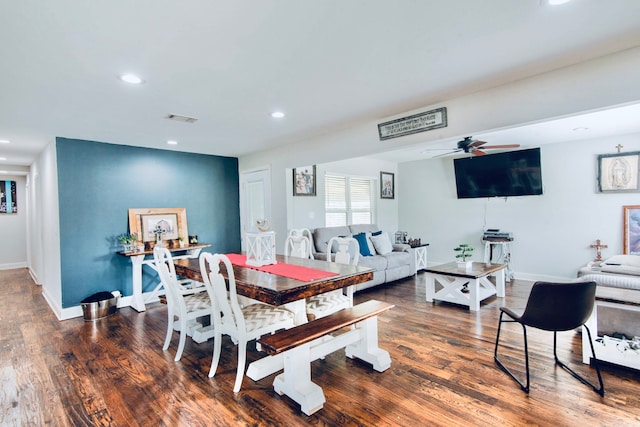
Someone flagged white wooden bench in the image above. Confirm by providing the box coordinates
[257,299,394,416]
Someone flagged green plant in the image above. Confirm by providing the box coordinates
[118,233,138,244]
[454,243,474,261]
[178,236,184,241]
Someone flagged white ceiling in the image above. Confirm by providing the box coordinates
[1,1,640,168]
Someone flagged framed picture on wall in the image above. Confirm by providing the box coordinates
[293,165,316,196]
[0,180,17,213]
[623,205,640,255]
[598,151,640,192]
[380,171,394,199]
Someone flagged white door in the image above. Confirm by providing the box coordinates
[240,167,271,247]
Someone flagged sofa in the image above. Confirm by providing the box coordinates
[311,224,415,292]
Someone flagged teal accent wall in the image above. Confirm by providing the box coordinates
[56,137,241,308]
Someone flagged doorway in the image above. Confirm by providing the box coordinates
[239,167,271,249]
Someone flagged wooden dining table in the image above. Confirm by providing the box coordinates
[173,254,374,325]
[173,253,374,381]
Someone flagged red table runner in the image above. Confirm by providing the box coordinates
[225,253,338,282]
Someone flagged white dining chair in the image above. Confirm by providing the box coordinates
[153,246,213,362]
[306,236,360,320]
[284,234,312,259]
[288,228,314,259]
[199,252,295,393]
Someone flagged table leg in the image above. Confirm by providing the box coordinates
[469,278,481,311]
[495,268,505,297]
[130,255,146,312]
[425,275,435,302]
[283,299,308,325]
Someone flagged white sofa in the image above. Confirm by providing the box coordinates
[311,224,415,292]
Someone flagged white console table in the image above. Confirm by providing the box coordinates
[118,243,210,312]
[412,244,429,274]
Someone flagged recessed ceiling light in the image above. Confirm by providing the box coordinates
[548,0,571,5]
[271,111,285,119]
[0,140,9,144]
[167,140,178,145]
[119,73,144,84]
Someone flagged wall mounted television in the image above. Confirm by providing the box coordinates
[453,147,543,199]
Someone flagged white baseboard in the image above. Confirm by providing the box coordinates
[0,262,27,270]
[28,267,41,285]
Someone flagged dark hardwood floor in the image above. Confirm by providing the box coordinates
[3,267,640,426]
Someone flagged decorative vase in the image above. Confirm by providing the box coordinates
[457,260,472,270]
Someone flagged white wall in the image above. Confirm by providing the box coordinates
[239,48,640,249]
[0,175,27,269]
[399,132,640,281]
[287,157,398,237]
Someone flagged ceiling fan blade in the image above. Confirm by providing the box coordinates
[468,140,488,148]
[472,149,487,156]
[481,144,521,149]
[432,149,462,158]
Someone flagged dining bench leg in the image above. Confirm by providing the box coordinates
[273,343,326,416]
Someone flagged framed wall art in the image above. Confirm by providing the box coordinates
[598,151,640,192]
[380,171,394,199]
[623,205,640,255]
[293,165,316,196]
[0,180,17,213]
[128,208,188,247]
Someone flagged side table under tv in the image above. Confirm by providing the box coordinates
[424,262,506,311]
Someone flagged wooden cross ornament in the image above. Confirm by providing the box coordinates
[589,239,608,262]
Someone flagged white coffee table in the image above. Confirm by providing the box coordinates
[424,262,506,311]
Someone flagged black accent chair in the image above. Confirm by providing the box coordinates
[494,281,604,396]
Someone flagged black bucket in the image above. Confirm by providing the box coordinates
[81,291,118,321]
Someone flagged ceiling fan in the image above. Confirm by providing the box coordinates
[430,136,520,158]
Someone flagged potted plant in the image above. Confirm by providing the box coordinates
[118,233,134,252]
[454,243,474,269]
[178,236,186,248]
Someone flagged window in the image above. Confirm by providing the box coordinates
[325,174,375,226]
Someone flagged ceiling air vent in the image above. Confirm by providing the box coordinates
[165,113,198,124]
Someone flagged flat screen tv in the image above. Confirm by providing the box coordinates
[453,148,543,199]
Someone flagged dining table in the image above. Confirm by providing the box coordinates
[173,253,373,325]
[173,253,374,381]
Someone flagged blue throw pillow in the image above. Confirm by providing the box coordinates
[352,232,372,257]
[372,230,383,236]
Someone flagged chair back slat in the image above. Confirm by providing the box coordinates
[327,236,360,266]
[289,228,315,259]
[284,235,312,259]
[200,252,248,332]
